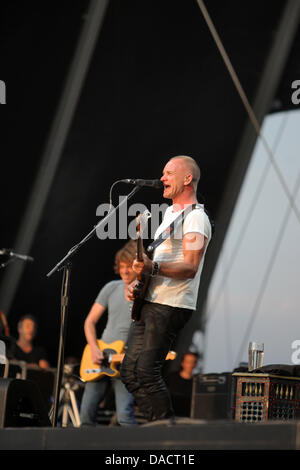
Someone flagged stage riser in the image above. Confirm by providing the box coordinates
[0,421,300,450]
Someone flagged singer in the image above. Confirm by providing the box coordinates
[120,155,212,423]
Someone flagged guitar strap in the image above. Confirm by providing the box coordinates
[146,203,197,258]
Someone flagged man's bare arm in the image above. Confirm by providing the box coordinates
[132,232,208,280]
[84,302,106,364]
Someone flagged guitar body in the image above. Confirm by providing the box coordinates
[131,274,151,322]
[80,339,177,382]
[80,339,125,382]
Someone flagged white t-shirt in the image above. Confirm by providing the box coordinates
[145,204,212,310]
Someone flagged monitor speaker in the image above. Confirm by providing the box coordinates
[190,373,234,420]
[0,378,51,427]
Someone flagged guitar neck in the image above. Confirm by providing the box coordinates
[110,351,177,363]
[136,236,144,262]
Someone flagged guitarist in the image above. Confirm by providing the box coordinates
[120,155,212,423]
[80,240,138,426]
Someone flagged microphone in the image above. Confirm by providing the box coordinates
[0,248,34,262]
[120,179,163,189]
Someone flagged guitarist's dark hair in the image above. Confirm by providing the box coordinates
[114,239,136,274]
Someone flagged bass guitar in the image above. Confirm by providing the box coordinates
[80,339,176,382]
[131,209,152,321]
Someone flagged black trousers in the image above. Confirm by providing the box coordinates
[120,301,193,422]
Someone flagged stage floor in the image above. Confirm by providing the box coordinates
[0,418,300,450]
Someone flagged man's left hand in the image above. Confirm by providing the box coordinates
[132,253,153,276]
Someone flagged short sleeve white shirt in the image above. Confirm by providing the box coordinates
[145,204,212,310]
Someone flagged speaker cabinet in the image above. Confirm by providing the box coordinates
[191,373,234,420]
[0,378,51,427]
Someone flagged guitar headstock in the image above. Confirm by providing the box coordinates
[135,210,151,263]
[136,209,151,238]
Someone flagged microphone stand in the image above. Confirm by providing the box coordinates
[46,185,141,427]
[0,258,16,270]
[0,251,34,269]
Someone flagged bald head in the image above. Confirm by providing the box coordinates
[169,155,200,191]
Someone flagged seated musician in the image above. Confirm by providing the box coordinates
[9,314,50,369]
[80,239,138,426]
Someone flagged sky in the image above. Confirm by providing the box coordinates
[203,108,300,373]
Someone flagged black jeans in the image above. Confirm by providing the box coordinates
[120,301,193,422]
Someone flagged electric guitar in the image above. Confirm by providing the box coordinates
[131,209,152,321]
[80,339,176,382]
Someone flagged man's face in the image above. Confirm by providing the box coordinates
[181,354,197,373]
[18,318,36,342]
[119,261,136,285]
[160,159,190,200]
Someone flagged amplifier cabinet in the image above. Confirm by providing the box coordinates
[0,378,51,427]
[190,373,234,420]
[233,372,300,423]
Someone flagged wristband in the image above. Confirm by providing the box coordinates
[151,261,160,277]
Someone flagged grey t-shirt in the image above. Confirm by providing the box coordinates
[95,280,133,344]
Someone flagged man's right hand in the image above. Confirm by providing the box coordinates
[91,346,104,365]
[127,280,138,301]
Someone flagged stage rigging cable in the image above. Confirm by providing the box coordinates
[206,112,289,324]
[234,163,300,365]
[196,0,300,224]
[195,0,300,366]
